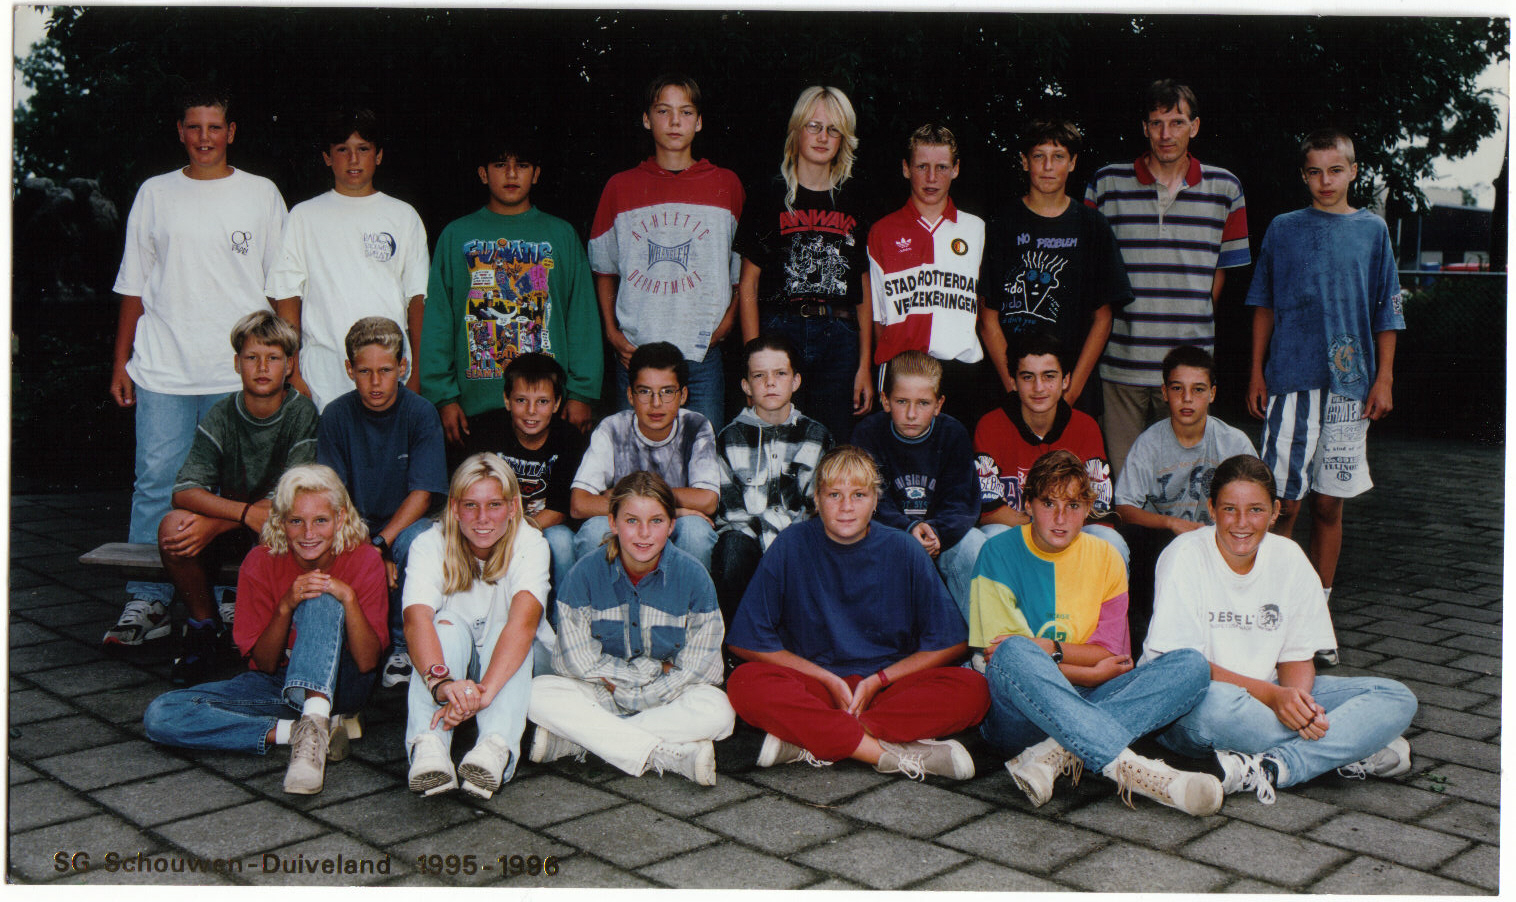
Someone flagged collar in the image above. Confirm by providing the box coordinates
[609,554,664,588]
[905,196,960,225]
[1002,395,1072,446]
[890,417,936,445]
[1133,155,1203,187]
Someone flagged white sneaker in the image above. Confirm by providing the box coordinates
[1005,737,1083,807]
[408,734,457,796]
[648,740,717,786]
[1338,736,1411,780]
[459,733,514,799]
[756,733,830,768]
[528,725,586,764]
[381,650,412,687]
[876,739,975,781]
[1110,749,1223,816]
[102,598,171,646]
[218,597,236,632]
[284,714,330,795]
[1215,749,1277,804]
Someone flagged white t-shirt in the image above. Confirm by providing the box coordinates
[265,190,430,410]
[1141,527,1334,683]
[401,522,555,650]
[114,168,288,394]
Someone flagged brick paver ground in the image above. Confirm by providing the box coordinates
[7,433,1500,891]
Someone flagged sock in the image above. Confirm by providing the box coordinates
[302,696,332,719]
[1323,587,1333,604]
[274,719,294,745]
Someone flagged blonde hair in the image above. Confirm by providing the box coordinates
[602,471,678,563]
[881,349,943,397]
[780,86,859,206]
[813,445,883,499]
[441,453,524,594]
[1024,449,1097,507]
[261,464,368,556]
[344,315,406,363]
[231,309,300,356]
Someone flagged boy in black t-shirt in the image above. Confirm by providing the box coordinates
[980,120,1133,416]
[463,353,587,615]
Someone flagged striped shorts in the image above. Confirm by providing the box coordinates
[1260,390,1373,501]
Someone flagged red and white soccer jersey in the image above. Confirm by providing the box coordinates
[867,199,985,366]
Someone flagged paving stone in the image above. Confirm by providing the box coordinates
[191,748,287,781]
[248,834,396,886]
[801,877,868,890]
[1469,697,1502,719]
[8,778,100,831]
[1393,679,1489,711]
[72,682,172,728]
[6,567,53,590]
[1447,652,1500,675]
[472,773,625,828]
[1056,841,1230,893]
[937,808,1105,874]
[8,583,91,610]
[638,842,814,889]
[1306,811,1470,869]
[1221,877,1291,893]
[1437,842,1499,891]
[9,638,106,673]
[8,618,62,646]
[33,738,191,791]
[536,854,658,888]
[312,787,478,845]
[543,802,719,869]
[1296,775,1452,820]
[598,769,759,817]
[911,858,1064,892]
[1422,602,1502,623]
[8,812,166,882]
[791,828,967,890]
[1460,674,1502,697]
[8,687,76,724]
[1373,657,1481,687]
[952,761,1109,815]
[1183,821,1350,887]
[1363,636,1463,664]
[156,800,328,860]
[1213,787,1339,832]
[9,761,43,785]
[392,814,574,886]
[1434,617,1501,640]
[90,767,254,825]
[244,759,412,810]
[1440,633,1502,657]
[1352,607,1440,629]
[32,659,159,695]
[833,779,994,837]
[694,793,854,855]
[1413,704,1501,740]
[8,714,127,760]
[61,859,239,886]
[743,760,890,804]
[1310,855,1481,895]
[1061,794,1221,849]
[1412,731,1501,773]
[1410,764,1500,806]
[1415,799,1499,844]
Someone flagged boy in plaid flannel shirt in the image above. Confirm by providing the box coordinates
[712,335,833,628]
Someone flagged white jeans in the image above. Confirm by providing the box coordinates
[527,676,735,776]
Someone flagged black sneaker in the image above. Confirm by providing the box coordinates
[171,620,219,686]
[1314,649,1340,668]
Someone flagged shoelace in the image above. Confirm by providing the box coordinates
[885,745,927,781]
[798,749,831,768]
[1336,760,1370,780]
[1115,758,1175,809]
[290,719,325,765]
[1041,747,1084,786]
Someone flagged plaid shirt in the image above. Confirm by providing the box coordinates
[552,544,724,714]
[715,407,833,550]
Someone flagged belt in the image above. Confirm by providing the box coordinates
[778,302,854,320]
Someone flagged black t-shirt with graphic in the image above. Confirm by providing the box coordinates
[734,176,872,314]
[462,411,588,522]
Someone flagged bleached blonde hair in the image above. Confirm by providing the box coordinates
[780,86,859,206]
[441,453,524,594]
[261,464,368,556]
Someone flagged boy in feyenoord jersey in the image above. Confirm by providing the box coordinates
[866,123,989,427]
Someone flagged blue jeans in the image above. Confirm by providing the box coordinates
[762,313,863,443]
[542,523,577,628]
[615,345,724,431]
[405,608,549,783]
[128,386,231,604]
[938,527,987,623]
[379,518,434,651]
[142,594,377,754]
[980,522,1131,571]
[1157,675,1417,787]
[981,638,1209,771]
[573,513,717,572]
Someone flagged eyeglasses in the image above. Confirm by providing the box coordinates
[632,386,681,401]
[803,120,844,139]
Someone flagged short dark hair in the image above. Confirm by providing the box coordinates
[628,341,688,388]
[1209,454,1276,503]
[645,73,702,114]
[324,108,381,150]
[1143,79,1199,120]
[503,352,565,400]
[479,128,542,168]
[1161,345,1215,384]
[1010,331,1068,375]
[1021,119,1083,157]
[742,334,798,373]
[1299,128,1356,167]
[177,85,231,121]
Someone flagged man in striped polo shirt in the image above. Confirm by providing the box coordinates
[1085,80,1249,482]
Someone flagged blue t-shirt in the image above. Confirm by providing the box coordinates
[1244,208,1405,402]
[726,517,967,677]
[316,388,448,529]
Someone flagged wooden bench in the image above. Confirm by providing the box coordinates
[79,542,242,584]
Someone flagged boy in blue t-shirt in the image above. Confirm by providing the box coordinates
[316,317,447,686]
[851,350,982,620]
[1245,128,1405,666]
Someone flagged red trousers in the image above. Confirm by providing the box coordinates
[727,661,990,762]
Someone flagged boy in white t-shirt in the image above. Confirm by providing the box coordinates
[269,108,429,411]
[105,88,288,649]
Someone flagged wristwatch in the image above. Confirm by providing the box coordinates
[371,534,391,560]
[1050,640,1065,665]
[426,663,450,684]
